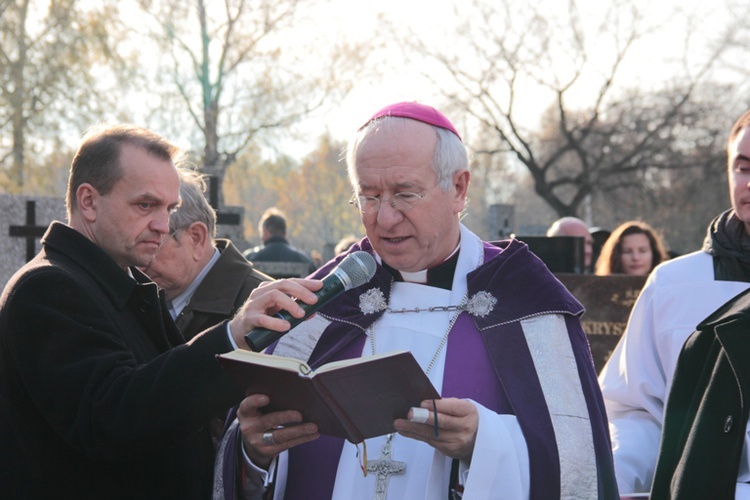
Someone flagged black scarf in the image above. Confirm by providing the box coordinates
[702,209,750,282]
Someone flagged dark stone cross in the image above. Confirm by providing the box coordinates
[207,175,240,226]
[9,200,49,262]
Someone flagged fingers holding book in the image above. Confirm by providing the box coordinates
[238,394,320,469]
[408,406,430,424]
[261,431,277,446]
[394,397,479,462]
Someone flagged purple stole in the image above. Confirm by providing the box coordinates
[220,238,617,499]
[282,245,510,500]
[282,315,507,500]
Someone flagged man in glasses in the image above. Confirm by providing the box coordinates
[143,168,271,341]
[214,102,618,499]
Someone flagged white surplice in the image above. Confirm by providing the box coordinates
[273,225,530,500]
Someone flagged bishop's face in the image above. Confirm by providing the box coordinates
[354,120,469,273]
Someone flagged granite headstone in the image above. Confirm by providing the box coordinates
[0,195,65,290]
[556,274,648,374]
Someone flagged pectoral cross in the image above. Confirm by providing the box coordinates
[366,435,405,500]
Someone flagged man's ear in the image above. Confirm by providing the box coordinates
[76,183,99,222]
[186,222,210,260]
[452,169,471,214]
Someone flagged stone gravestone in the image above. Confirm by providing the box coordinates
[556,274,647,374]
[518,235,586,274]
[215,204,246,249]
[488,204,515,240]
[0,178,247,290]
[0,195,66,290]
[206,175,248,252]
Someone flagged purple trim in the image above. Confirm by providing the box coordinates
[442,313,507,411]
[565,315,618,498]
[282,335,367,500]
[221,425,240,499]
[218,237,616,499]
[282,435,347,500]
[479,320,560,498]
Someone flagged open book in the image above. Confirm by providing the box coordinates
[216,349,440,443]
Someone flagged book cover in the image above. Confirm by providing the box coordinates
[216,349,440,443]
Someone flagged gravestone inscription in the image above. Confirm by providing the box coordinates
[556,274,648,374]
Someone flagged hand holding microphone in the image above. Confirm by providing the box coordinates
[243,251,377,351]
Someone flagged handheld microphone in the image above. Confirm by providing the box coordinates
[244,251,377,351]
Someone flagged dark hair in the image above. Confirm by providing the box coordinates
[66,124,181,219]
[259,207,287,238]
[595,220,669,275]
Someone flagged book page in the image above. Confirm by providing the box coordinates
[313,350,407,374]
[217,349,312,374]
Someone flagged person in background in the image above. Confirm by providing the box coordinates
[0,124,321,499]
[143,168,271,341]
[310,249,323,269]
[214,101,618,499]
[599,109,750,497]
[547,216,594,272]
[594,220,668,276]
[243,207,317,276]
[334,234,360,256]
[589,226,612,271]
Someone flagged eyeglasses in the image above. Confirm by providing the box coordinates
[349,192,427,215]
[168,228,183,240]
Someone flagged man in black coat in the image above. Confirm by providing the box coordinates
[0,124,319,499]
[244,207,317,277]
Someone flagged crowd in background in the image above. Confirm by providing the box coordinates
[545,215,671,277]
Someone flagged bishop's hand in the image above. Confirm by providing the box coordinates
[237,394,320,469]
[393,398,478,462]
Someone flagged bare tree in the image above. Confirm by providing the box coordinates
[587,83,740,251]
[223,135,362,257]
[134,0,370,207]
[0,0,120,192]
[394,0,748,220]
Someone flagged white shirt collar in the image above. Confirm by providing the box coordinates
[168,247,221,320]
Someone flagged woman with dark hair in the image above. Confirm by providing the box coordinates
[595,220,669,276]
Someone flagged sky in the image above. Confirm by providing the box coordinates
[286,0,731,157]
[291,0,460,150]
[75,0,737,161]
